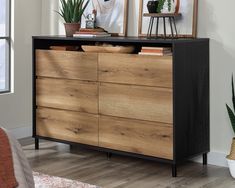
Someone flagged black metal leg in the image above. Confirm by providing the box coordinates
[150,17,154,37]
[156,17,159,38]
[147,17,154,38]
[203,153,207,165]
[172,17,178,38]
[169,17,174,38]
[107,152,112,160]
[172,164,177,177]
[35,138,39,150]
[163,17,166,38]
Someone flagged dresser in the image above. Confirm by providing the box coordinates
[32,36,209,177]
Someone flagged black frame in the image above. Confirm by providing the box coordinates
[0,0,11,93]
[32,36,210,177]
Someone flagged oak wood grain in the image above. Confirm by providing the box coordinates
[36,50,98,81]
[99,115,173,159]
[99,83,173,123]
[36,78,98,114]
[99,53,172,88]
[37,107,98,146]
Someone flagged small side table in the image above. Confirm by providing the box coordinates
[143,13,182,38]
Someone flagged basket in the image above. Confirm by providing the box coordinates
[227,138,235,160]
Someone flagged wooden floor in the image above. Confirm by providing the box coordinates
[21,138,234,188]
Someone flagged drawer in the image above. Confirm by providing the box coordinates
[36,50,98,81]
[36,78,98,114]
[99,83,173,124]
[99,115,173,159]
[99,53,172,88]
[37,108,98,146]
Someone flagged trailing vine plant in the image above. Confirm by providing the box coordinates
[157,0,172,13]
[157,0,165,13]
[168,0,172,11]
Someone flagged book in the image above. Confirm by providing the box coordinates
[73,33,111,38]
[138,52,172,56]
[141,47,171,50]
[141,49,171,53]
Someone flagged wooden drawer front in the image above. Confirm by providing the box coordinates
[37,108,98,146]
[99,83,173,123]
[36,78,98,114]
[36,50,98,81]
[99,115,173,159]
[99,53,172,88]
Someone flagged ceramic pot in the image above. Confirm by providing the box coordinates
[227,159,235,178]
[147,1,159,13]
[227,138,235,178]
[64,23,81,37]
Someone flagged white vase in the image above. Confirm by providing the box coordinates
[227,158,235,178]
[161,0,175,13]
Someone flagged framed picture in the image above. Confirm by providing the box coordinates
[82,0,129,36]
[138,0,198,38]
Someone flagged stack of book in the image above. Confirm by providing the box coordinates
[73,28,111,38]
[139,47,172,56]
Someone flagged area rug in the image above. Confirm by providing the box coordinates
[33,172,100,188]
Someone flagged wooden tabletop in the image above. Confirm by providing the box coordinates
[143,13,182,17]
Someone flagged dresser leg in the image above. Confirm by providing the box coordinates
[203,153,207,165]
[172,164,177,177]
[35,138,39,150]
[107,152,112,160]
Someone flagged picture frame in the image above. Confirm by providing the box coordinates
[82,0,129,36]
[138,0,198,38]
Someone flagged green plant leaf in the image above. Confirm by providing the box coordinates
[56,0,89,23]
[226,104,235,134]
[157,0,165,13]
[232,75,235,112]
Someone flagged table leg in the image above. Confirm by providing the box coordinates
[156,17,159,38]
[172,17,178,38]
[147,17,154,38]
[163,17,166,38]
[169,17,174,38]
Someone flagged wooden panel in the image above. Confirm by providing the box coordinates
[36,50,98,81]
[36,78,98,114]
[37,108,98,146]
[99,53,172,88]
[99,115,173,159]
[99,83,173,123]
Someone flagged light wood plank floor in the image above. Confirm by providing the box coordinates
[21,138,235,188]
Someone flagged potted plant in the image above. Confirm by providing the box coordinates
[157,0,180,13]
[56,0,90,37]
[226,75,235,178]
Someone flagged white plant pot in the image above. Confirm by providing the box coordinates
[227,158,235,178]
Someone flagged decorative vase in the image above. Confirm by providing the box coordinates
[161,0,175,13]
[64,23,81,37]
[147,0,159,13]
[227,138,235,178]
[174,0,180,13]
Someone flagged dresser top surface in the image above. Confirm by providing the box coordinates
[32,36,209,44]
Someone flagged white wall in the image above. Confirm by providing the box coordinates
[0,0,41,138]
[198,0,235,154]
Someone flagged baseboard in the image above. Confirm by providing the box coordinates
[9,126,32,139]
[191,151,228,167]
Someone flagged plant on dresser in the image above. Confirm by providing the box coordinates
[56,0,90,37]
